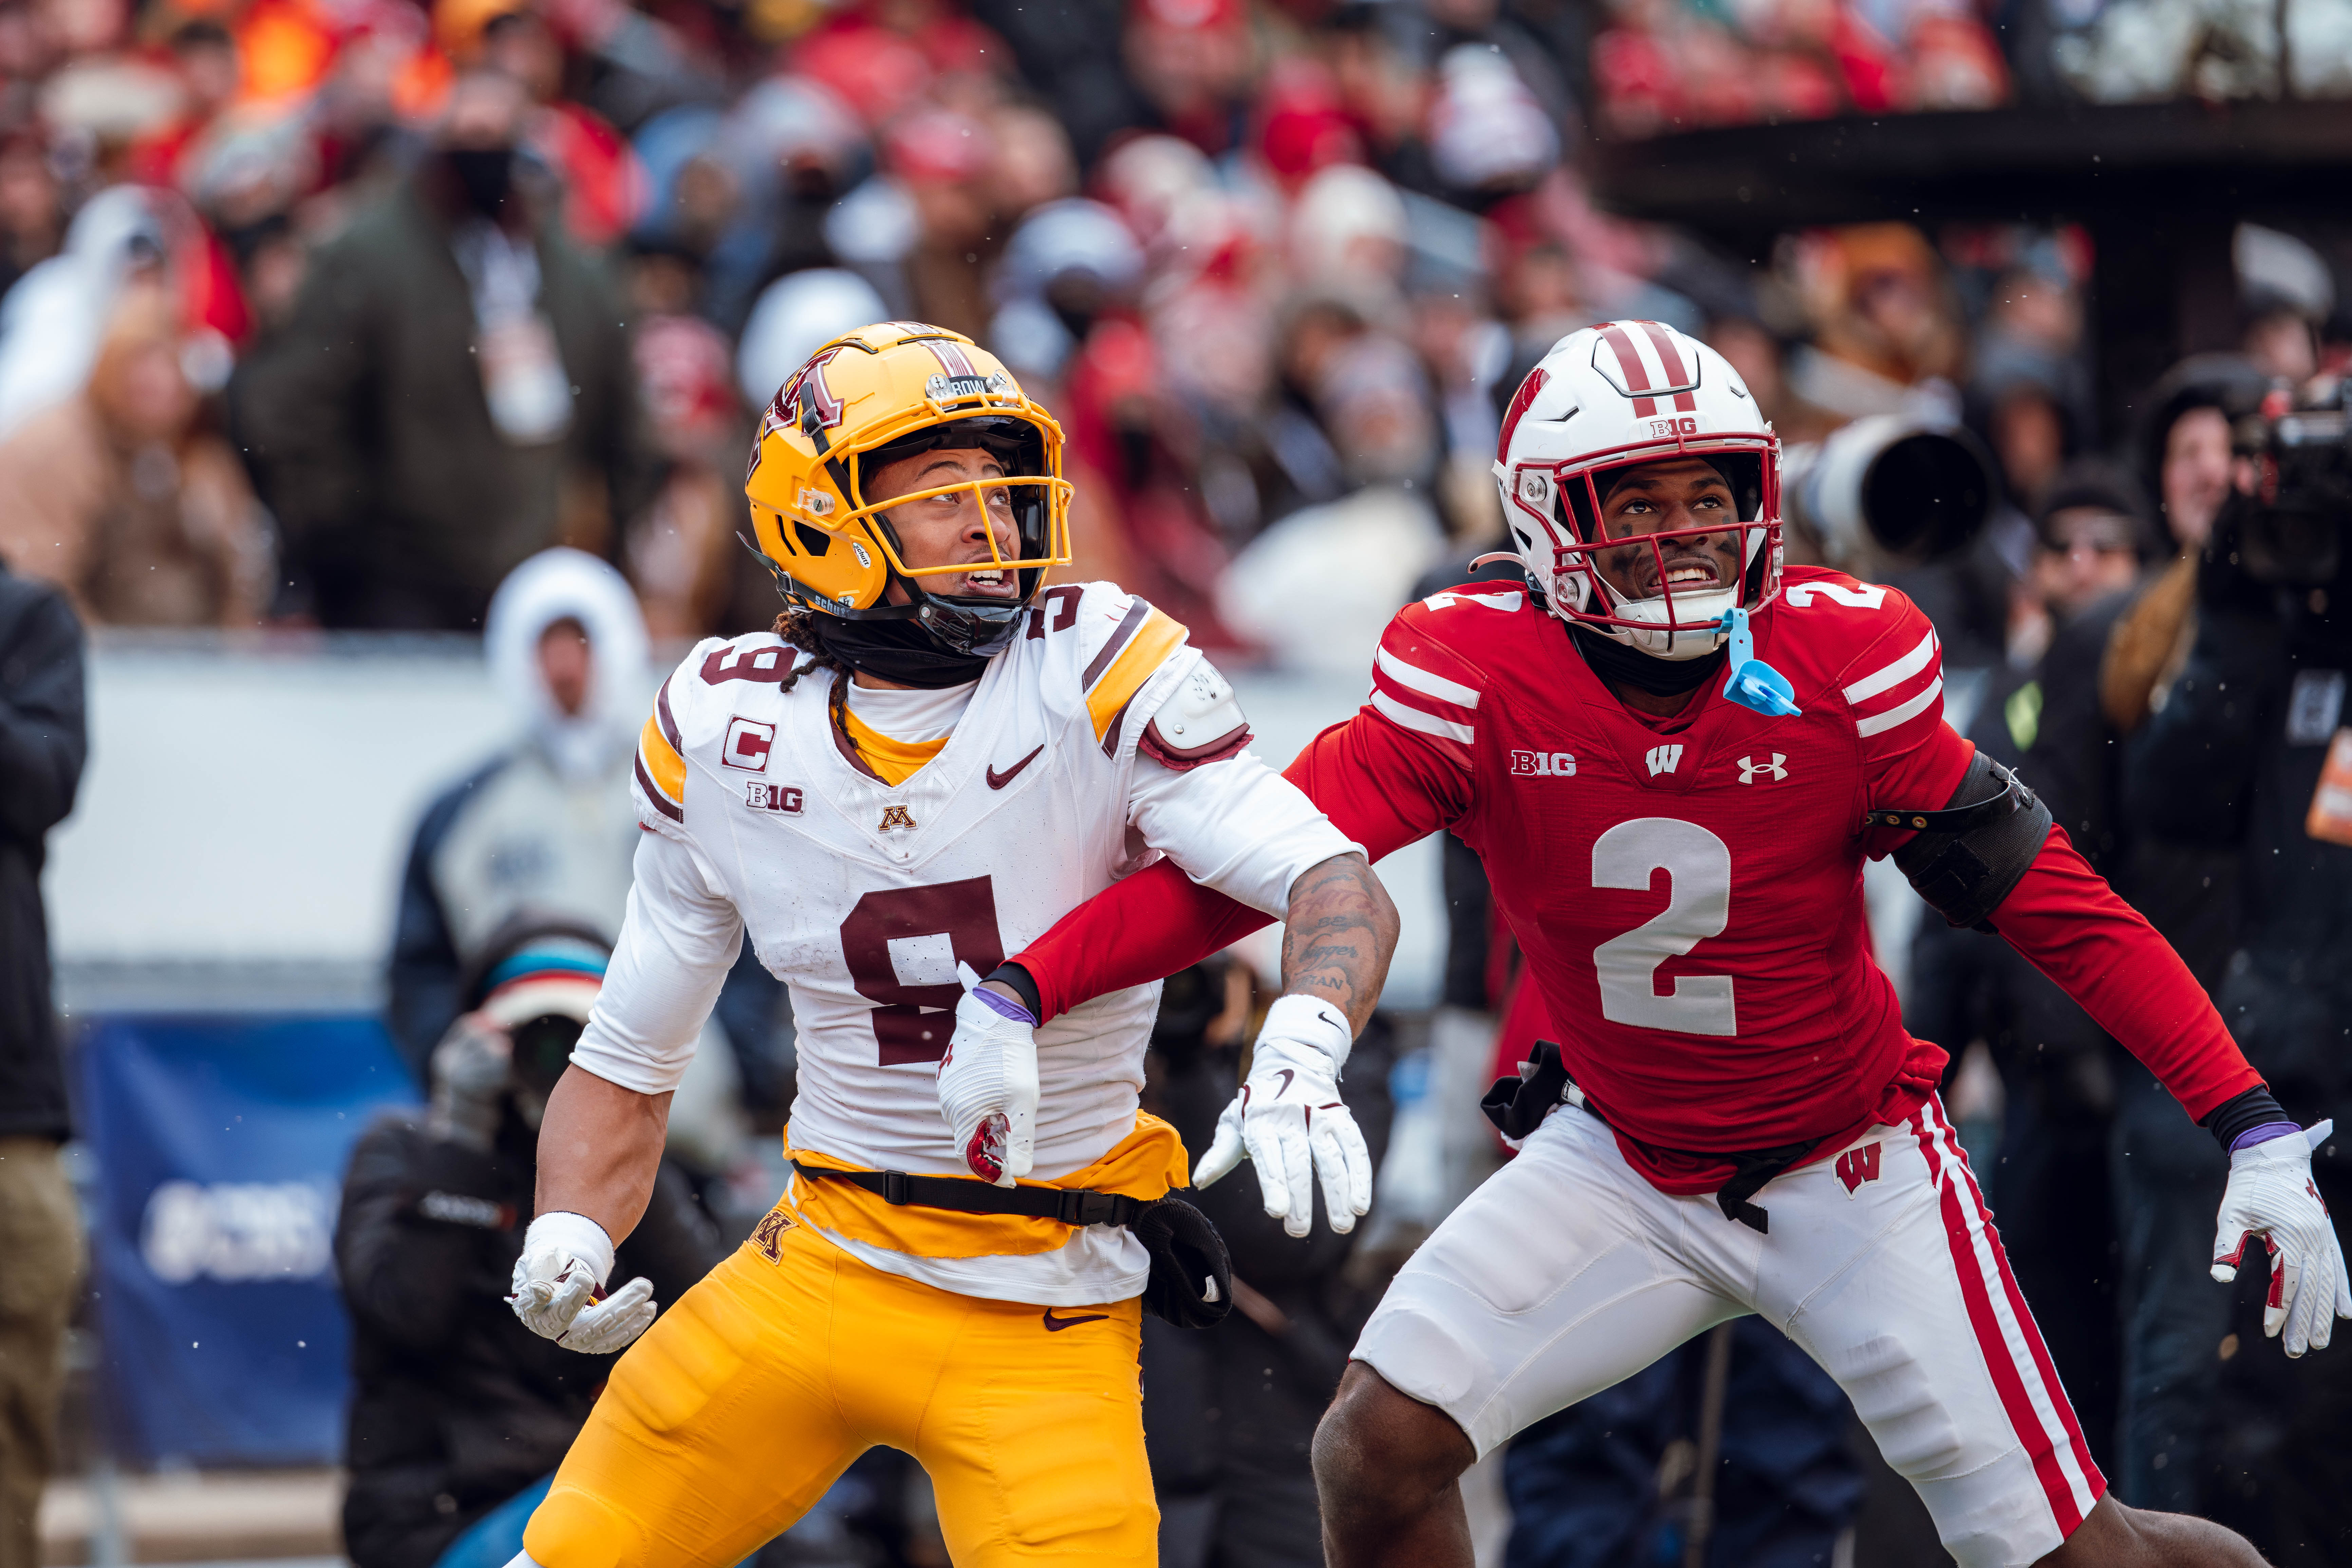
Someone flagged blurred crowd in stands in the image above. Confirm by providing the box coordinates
[0,0,2332,653]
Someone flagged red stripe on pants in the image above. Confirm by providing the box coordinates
[1927,1100,2107,1508]
[1911,1110,2090,1535]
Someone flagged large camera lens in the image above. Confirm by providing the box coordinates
[1860,432,1995,559]
[1782,416,1996,574]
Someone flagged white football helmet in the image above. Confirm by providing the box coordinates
[1492,320,1782,660]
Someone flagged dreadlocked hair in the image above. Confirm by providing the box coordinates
[770,607,842,692]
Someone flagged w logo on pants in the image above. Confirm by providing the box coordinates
[1835,1141,1882,1196]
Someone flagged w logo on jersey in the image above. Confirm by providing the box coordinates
[1835,1141,1883,1197]
[1646,745,1683,777]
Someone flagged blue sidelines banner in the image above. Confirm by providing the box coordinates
[75,1014,421,1467]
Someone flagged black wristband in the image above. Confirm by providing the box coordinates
[2201,1084,2291,1153]
[985,962,1042,1020]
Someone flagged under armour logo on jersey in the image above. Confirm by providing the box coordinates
[1645,745,1683,777]
[1511,749,1576,777]
[1835,1142,1883,1197]
[1737,754,1789,783]
[878,805,917,833]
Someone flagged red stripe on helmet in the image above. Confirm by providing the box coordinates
[1597,323,1653,394]
[1633,396,1658,417]
[1673,390,1697,412]
[1635,320,1692,389]
[1497,367,1549,462]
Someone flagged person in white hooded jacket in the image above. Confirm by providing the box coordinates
[387,547,784,1169]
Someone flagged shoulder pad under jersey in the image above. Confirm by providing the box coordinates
[635,633,816,831]
[1368,589,1515,769]
[1138,656,1250,770]
[1765,570,1944,736]
[1034,581,1195,759]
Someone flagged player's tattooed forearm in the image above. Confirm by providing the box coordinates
[1281,853,1400,1033]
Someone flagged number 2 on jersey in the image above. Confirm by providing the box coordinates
[1591,818,1736,1037]
[838,878,1007,1064]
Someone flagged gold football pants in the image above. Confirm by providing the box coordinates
[523,1211,1157,1567]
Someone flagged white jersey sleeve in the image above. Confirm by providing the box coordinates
[569,828,744,1095]
[1125,749,1360,916]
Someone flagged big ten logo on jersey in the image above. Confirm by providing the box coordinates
[746,782,804,814]
[723,717,776,771]
[840,877,1006,1064]
[1835,1141,1883,1196]
[1647,415,1700,440]
[1511,749,1576,778]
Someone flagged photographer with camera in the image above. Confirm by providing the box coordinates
[2122,388,2352,1562]
[336,919,722,1568]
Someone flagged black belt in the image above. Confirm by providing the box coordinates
[1481,1042,1819,1234]
[790,1162,1145,1228]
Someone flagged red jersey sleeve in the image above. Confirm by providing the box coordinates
[1994,826,2260,1122]
[1828,591,1976,854]
[1365,596,1494,775]
[1015,609,1480,1020]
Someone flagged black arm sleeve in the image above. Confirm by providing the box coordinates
[1881,751,2053,932]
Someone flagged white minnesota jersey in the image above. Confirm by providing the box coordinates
[575,582,1356,1304]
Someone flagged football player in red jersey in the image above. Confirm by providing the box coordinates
[956,321,2352,1568]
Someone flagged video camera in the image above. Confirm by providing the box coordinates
[1779,415,1997,579]
[2229,386,2352,589]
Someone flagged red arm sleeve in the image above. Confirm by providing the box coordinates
[1993,824,2259,1123]
[1016,708,1473,1020]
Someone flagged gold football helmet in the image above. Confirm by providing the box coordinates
[744,321,1073,655]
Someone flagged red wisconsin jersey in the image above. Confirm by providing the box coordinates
[1364,566,1972,1188]
[1009,572,2259,1200]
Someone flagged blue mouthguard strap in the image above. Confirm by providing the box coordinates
[1718,608,1802,717]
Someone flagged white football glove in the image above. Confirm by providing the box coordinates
[1195,994,1373,1238]
[2211,1119,2352,1357]
[507,1211,659,1355]
[937,963,1039,1187]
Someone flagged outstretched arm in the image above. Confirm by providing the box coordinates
[1279,851,1398,1038]
[1988,827,2256,1121]
[1990,830,2350,1356]
[1009,711,1470,1020]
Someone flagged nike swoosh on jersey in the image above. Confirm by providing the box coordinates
[1042,1309,1109,1331]
[987,745,1046,789]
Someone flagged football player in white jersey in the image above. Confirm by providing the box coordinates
[493,322,1398,1567]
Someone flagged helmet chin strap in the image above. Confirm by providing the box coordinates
[800,612,994,688]
[1569,623,1723,695]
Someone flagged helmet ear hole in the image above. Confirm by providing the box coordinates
[794,521,833,557]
